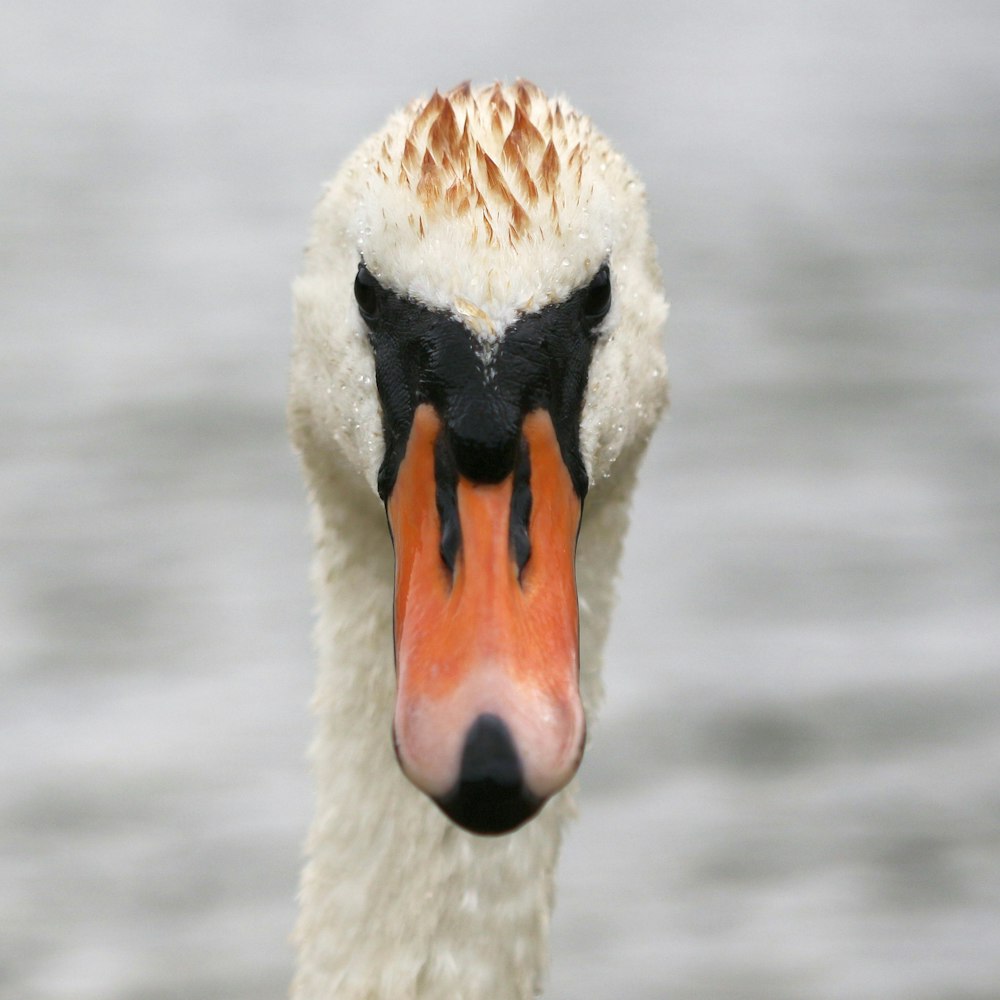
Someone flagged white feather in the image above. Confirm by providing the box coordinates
[288,82,668,1000]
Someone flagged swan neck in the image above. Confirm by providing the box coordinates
[291,458,568,1000]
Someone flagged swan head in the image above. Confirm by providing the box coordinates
[291,81,667,835]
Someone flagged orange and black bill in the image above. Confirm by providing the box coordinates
[357,259,611,834]
[387,404,585,834]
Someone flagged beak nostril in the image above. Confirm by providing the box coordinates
[434,431,461,575]
[435,714,543,835]
[509,436,532,580]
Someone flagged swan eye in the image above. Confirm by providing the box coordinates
[354,263,381,323]
[582,264,612,324]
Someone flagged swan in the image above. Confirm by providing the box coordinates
[287,80,668,1000]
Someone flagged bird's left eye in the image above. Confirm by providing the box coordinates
[355,263,381,323]
[582,264,612,324]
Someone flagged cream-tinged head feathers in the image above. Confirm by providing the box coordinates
[290,81,668,493]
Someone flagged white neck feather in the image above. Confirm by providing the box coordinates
[290,430,645,1000]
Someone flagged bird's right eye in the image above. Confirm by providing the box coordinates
[355,263,380,323]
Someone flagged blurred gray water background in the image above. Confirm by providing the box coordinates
[2,2,998,998]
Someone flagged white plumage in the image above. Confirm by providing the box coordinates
[288,81,668,1000]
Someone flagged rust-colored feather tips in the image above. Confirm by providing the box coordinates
[380,80,607,246]
[340,80,650,338]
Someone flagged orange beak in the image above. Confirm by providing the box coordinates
[387,403,586,833]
